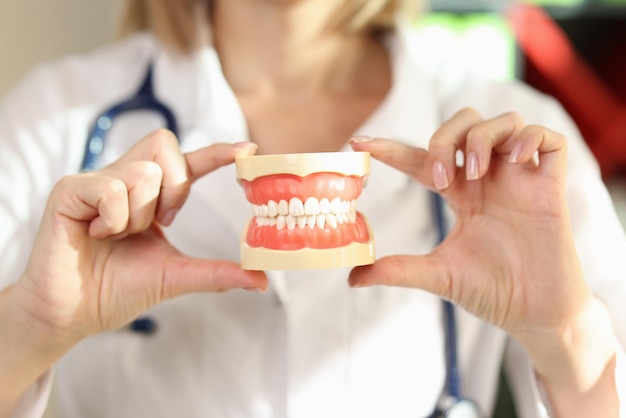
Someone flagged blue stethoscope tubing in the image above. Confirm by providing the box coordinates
[81,63,481,417]
[429,194,482,417]
[434,194,461,399]
[81,62,178,172]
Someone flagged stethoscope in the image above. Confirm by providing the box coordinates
[82,63,483,418]
[81,62,178,172]
[429,194,483,418]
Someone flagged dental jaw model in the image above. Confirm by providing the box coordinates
[236,152,375,270]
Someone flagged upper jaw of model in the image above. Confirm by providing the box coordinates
[236,152,375,271]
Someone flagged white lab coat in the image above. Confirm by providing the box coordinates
[1,21,625,418]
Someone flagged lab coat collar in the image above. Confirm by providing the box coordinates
[149,46,249,151]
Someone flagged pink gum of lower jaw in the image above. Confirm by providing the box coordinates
[239,216,376,270]
[245,211,371,250]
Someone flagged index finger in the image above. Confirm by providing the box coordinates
[118,129,187,188]
[185,142,258,183]
[349,137,434,189]
[117,129,257,225]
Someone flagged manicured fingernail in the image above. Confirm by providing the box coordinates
[160,208,178,226]
[466,151,479,180]
[433,160,449,190]
[509,143,523,164]
[349,135,373,144]
[350,282,371,288]
[232,142,257,151]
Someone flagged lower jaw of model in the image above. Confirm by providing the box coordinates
[235,152,375,270]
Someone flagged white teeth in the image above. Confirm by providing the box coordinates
[289,198,305,217]
[278,200,289,216]
[251,197,358,230]
[319,198,331,214]
[326,213,338,229]
[304,197,320,215]
[255,217,272,226]
[276,215,286,230]
[268,200,278,217]
[331,197,342,215]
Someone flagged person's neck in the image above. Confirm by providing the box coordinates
[211,0,388,99]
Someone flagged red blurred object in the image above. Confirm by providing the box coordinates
[507,4,626,179]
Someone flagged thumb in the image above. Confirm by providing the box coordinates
[348,255,451,300]
[161,255,269,299]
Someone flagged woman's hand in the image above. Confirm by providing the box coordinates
[350,108,582,336]
[21,130,266,339]
[3,129,267,374]
[349,108,618,416]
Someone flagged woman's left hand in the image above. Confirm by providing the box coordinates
[348,108,618,412]
[349,108,589,336]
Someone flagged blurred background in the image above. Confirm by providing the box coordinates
[413,0,626,228]
[1,0,624,416]
[2,0,626,223]
[0,0,123,96]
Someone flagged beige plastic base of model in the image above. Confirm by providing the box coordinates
[240,240,375,271]
[236,151,370,181]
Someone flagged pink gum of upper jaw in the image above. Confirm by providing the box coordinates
[240,173,365,205]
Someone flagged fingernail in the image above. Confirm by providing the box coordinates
[232,142,258,151]
[349,135,373,144]
[433,160,449,190]
[160,208,178,226]
[350,282,371,288]
[466,151,479,180]
[244,286,265,293]
[509,143,523,164]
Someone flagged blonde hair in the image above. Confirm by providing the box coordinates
[119,0,420,54]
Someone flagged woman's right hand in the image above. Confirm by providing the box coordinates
[2,129,267,385]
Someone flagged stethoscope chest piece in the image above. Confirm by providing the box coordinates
[439,399,483,418]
